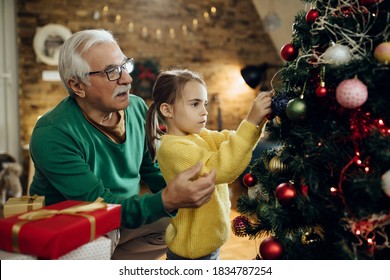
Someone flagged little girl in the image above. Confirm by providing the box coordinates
[146,69,272,260]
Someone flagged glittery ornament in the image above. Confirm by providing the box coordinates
[286,98,307,121]
[336,78,368,109]
[301,227,324,245]
[374,42,390,64]
[322,43,352,66]
[231,215,250,237]
[272,93,292,117]
[260,237,283,260]
[280,43,298,61]
[381,169,390,197]
[269,156,288,173]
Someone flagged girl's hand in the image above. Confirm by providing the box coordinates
[246,90,273,126]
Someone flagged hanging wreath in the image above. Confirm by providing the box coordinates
[131,59,159,99]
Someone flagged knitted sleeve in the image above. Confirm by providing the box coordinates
[157,119,264,185]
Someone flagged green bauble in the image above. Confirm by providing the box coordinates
[286,98,307,121]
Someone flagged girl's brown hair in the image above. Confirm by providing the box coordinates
[145,69,206,161]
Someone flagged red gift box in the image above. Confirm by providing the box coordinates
[0,200,121,259]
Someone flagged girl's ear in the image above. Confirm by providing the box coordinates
[160,103,173,118]
[68,79,86,98]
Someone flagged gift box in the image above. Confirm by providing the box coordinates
[3,195,45,218]
[58,236,112,260]
[0,249,36,260]
[0,236,112,260]
[0,200,121,259]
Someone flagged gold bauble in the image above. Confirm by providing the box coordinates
[269,156,287,173]
[301,226,324,245]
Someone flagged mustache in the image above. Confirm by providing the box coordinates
[114,85,132,96]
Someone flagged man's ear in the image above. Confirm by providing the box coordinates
[160,103,173,118]
[68,79,86,98]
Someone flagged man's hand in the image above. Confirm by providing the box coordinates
[162,162,216,213]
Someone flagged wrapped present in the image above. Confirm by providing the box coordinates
[58,236,112,260]
[0,236,112,260]
[3,195,45,218]
[0,249,36,260]
[0,199,121,259]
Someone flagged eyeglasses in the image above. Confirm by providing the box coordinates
[87,58,134,81]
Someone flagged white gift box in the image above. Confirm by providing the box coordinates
[0,236,112,260]
[58,236,112,260]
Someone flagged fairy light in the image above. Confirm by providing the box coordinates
[364,166,370,173]
[128,22,134,32]
[211,6,217,15]
[115,15,121,25]
[169,28,175,39]
[155,29,162,40]
[330,186,337,193]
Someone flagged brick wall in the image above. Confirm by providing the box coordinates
[17,0,281,146]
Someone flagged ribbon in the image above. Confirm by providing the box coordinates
[17,195,41,211]
[11,198,106,253]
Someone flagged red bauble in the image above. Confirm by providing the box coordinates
[280,43,298,61]
[260,237,284,260]
[315,84,328,97]
[243,173,256,187]
[306,9,319,24]
[359,0,383,6]
[275,182,296,205]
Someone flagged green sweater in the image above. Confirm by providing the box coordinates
[29,95,169,228]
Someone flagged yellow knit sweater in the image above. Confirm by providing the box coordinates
[157,119,265,259]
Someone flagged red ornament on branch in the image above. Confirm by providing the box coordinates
[243,173,256,187]
[315,82,328,97]
[275,182,296,205]
[280,43,298,61]
[306,9,320,24]
[260,237,284,260]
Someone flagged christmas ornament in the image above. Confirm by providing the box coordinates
[275,182,296,205]
[301,183,309,196]
[248,184,261,200]
[359,0,383,6]
[381,170,390,197]
[301,227,324,245]
[374,42,390,64]
[272,93,292,117]
[260,237,283,260]
[336,78,368,109]
[243,173,256,187]
[231,215,250,237]
[280,43,298,61]
[322,43,352,66]
[286,98,307,121]
[306,9,319,24]
[315,81,328,97]
[269,156,288,173]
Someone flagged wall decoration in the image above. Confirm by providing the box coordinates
[33,24,72,66]
[131,59,159,100]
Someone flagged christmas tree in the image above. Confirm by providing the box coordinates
[233,0,390,260]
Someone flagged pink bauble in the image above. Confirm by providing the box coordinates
[336,78,368,109]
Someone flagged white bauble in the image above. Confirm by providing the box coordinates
[322,43,352,66]
[382,170,390,197]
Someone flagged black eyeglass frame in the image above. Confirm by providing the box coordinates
[87,58,135,81]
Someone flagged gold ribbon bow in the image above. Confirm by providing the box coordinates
[11,198,106,253]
